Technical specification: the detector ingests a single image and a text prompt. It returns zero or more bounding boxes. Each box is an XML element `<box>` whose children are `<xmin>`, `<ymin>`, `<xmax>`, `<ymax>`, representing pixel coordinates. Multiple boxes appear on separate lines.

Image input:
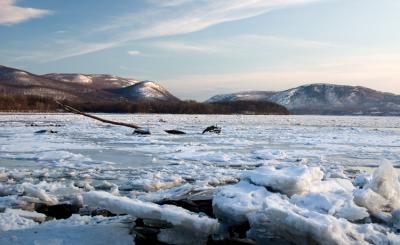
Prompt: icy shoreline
<box><xmin>1</xmin><ymin>163</ymin><xmax>400</xmax><ymax>244</ymax></box>
<box><xmin>1</xmin><ymin>114</ymin><xmax>400</xmax><ymax>244</ymax></box>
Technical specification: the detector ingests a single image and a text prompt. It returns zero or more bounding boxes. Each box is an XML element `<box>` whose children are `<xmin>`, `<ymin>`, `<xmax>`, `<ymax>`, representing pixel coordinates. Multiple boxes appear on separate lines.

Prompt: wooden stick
<box><xmin>56</xmin><ymin>101</ymin><xmax>141</xmax><ymax>129</ymax></box>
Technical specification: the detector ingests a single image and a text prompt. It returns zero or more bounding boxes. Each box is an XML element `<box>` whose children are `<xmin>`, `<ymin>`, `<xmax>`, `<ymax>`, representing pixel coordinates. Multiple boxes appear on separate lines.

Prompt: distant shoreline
<box><xmin>0</xmin><ymin>95</ymin><xmax>290</xmax><ymax>115</ymax></box>
<box><xmin>0</xmin><ymin>112</ymin><xmax>399</xmax><ymax>117</ymax></box>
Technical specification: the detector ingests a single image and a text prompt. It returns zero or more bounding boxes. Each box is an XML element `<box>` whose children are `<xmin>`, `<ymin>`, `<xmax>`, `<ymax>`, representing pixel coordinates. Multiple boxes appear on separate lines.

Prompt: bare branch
<box><xmin>56</xmin><ymin>101</ymin><xmax>141</xmax><ymax>129</ymax></box>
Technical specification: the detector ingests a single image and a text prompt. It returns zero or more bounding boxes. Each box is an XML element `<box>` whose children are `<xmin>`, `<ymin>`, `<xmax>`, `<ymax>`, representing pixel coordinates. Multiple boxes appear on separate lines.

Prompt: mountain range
<box><xmin>1</xmin><ymin>64</ymin><xmax>399</xmax><ymax>115</ymax></box>
<box><xmin>207</xmin><ymin>84</ymin><xmax>400</xmax><ymax>116</ymax></box>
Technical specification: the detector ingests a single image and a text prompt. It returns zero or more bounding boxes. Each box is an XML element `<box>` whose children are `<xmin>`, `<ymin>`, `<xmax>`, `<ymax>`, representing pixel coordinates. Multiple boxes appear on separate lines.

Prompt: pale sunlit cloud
<box><xmin>149</xmin><ymin>41</ymin><xmax>216</xmax><ymax>52</ymax></box>
<box><xmin>127</xmin><ymin>50</ymin><xmax>141</xmax><ymax>56</ymax></box>
<box><xmin>0</xmin><ymin>0</ymin><xmax>52</xmax><ymax>25</ymax></box>
<box><xmin>148</xmin><ymin>34</ymin><xmax>337</xmax><ymax>54</ymax></box>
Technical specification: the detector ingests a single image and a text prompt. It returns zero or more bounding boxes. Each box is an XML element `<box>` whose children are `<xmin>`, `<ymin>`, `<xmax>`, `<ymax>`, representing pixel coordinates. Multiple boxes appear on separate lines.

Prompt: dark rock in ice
<box><xmin>164</xmin><ymin>129</ymin><xmax>186</xmax><ymax>135</ymax></box>
<box><xmin>91</xmin><ymin>209</ymin><xmax>117</xmax><ymax>217</ymax></box>
<box><xmin>34</xmin><ymin>129</ymin><xmax>58</xmax><ymax>134</ymax></box>
<box><xmin>29</xmin><ymin>123</ymin><xmax>62</xmax><ymax>127</ymax></box>
<box><xmin>229</xmin><ymin>221</ymin><xmax>251</xmax><ymax>239</ymax></box>
<box><xmin>207</xmin><ymin>237</ymin><xmax>256</xmax><ymax>245</ymax></box>
<box><xmin>133</xmin><ymin>128</ymin><xmax>151</xmax><ymax>135</ymax></box>
<box><xmin>133</xmin><ymin>218</ymin><xmax>170</xmax><ymax>245</ymax></box>
<box><xmin>79</xmin><ymin>207</ymin><xmax>117</xmax><ymax>217</ymax></box>
<box><xmin>202</xmin><ymin>125</ymin><xmax>221</xmax><ymax>134</ymax></box>
<box><xmin>34</xmin><ymin>129</ymin><xmax>47</xmax><ymax>134</ymax></box>
<box><xmin>36</xmin><ymin>203</ymin><xmax>80</xmax><ymax>219</ymax></box>
<box><xmin>206</xmin><ymin>221</ymin><xmax>257</xmax><ymax>245</ymax></box>
<box><xmin>134</xmin><ymin>226</ymin><xmax>168</xmax><ymax>245</ymax></box>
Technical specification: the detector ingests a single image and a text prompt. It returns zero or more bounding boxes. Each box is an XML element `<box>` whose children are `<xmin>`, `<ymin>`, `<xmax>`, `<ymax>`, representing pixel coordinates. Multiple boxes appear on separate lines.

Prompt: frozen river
<box><xmin>1</xmin><ymin>113</ymin><xmax>400</xmax><ymax>244</ymax></box>
<box><xmin>1</xmin><ymin>113</ymin><xmax>400</xmax><ymax>169</ymax></box>
<box><xmin>1</xmin><ymin>113</ymin><xmax>400</xmax><ymax>194</ymax></box>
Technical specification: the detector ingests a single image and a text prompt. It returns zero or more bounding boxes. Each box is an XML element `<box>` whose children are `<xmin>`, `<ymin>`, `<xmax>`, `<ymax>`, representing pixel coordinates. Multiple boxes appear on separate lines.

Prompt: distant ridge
<box><xmin>0</xmin><ymin>65</ymin><xmax>179</xmax><ymax>103</ymax></box>
<box><xmin>207</xmin><ymin>84</ymin><xmax>400</xmax><ymax>116</ymax></box>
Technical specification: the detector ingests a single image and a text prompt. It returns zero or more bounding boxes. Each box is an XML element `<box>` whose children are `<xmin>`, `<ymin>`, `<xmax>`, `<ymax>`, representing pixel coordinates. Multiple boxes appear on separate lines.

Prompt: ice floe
<box><xmin>83</xmin><ymin>191</ymin><xmax>220</xmax><ymax>235</ymax></box>
<box><xmin>214</xmin><ymin>163</ymin><xmax>400</xmax><ymax>244</ymax></box>
<box><xmin>0</xmin><ymin>215</ymin><xmax>133</xmax><ymax>245</ymax></box>
<box><xmin>241</xmin><ymin>165</ymin><xmax>324</xmax><ymax>196</ymax></box>
<box><xmin>247</xmin><ymin>196</ymin><xmax>398</xmax><ymax>245</ymax></box>
<box><xmin>0</xmin><ymin>209</ymin><xmax>38</xmax><ymax>231</ymax></box>
<box><xmin>354</xmin><ymin>162</ymin><xmax>400</xmax><ymax>224</ymax></box>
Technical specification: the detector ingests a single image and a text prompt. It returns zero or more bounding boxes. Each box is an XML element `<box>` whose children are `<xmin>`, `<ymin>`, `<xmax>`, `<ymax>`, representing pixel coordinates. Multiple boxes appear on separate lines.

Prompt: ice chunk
<box><xmin>0</xmin><ymin>209</ymin><xmax>38</xmax><ymax>231</ymax></box>
<box><xmin>0</xmin><ymin>215</ymin><xmax>133</xmax><ymax>245</ymax></box>
<box><xmin>248</xmin><ymin>194</ymin><xmax>398</xmax><ymax>245</ymax></box>
<box><xmin>292</xmin><ymin>191</ymin><xmax>369</xmax><ymax>222</ymax></box>
<box><xmin>353</xmin><ymin>162</ymin><xmax>400</xmax><ymax>223</ymax></box>
<box><xmin>241</xmin><ymin>166</ymin><xmax>324</xmax><ymax>196</ymax></box>
<box><xmin>0</xmin><ymin>170</ymin><xmax>8</xmax><ymax>181</ymax></box>
<box><xmin>21</xmin><ymin>183</ymin><xmax>58</xmax><ymax>205</ymax></box>
<box><xmin>309</xmin><ymin>178</ymin><xmax>354</xmax><ymax>193</ymax></box>
<box><xmin>4</xmin><ymin>208</ymin><xmax>46</xmax><ymax>222</ymax></box>
<box><xmin>353</xmin><ymin>173</ymin><xmax>371</xmax><ymax>188</ymax></box>
<box><xmin>292</xmin><ymin>178</ymin><xmax>369</xmax><ymax>221</ymax></box>
<box><xmin>354</xmin><ymin>188</ymin><xmax>392</xmax><ymax>223</ymax></box>
<box><xmin>368</xmin><ymin>162</ymin><xmax>400</xmax><ymax>209</ymax></box>
<box><xmin>213</xmin><ymin>181</ymin><xmax>274</xmax><ymax>224</ymax></box>
<box><xmin>0</xmin><ymin>195</ymin><xmax>19</xmax><ymax>210</ymax></box>
<box><xmin>129</xmin><ymin>172</ymin><xmax>184</xmax><ymax>192</ymax></box>
<box><xmin>83</xmin><ymin>191</ymin><xmax>220</xmax><ymax>235</ymax></box>
<box><xmin>139</xmin><ymin>183</ymin><xmax>213</xmax><ymax>203</ymax></box>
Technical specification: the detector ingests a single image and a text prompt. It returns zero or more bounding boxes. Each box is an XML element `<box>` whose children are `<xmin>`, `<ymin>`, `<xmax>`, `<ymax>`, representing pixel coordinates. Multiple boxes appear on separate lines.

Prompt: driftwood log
<box><xmin>57</xmin><ymin>102</ymin><xmax>222</xmax><ymax>136</ymax></box>
<box><xmin>56</xmin><ymin>101</ymin><xmax>141</xmax><ymax>129</ymax></box>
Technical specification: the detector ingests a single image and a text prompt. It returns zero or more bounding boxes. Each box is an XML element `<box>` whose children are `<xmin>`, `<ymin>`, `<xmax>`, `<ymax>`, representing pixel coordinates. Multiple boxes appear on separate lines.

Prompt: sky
<box><xmin>0</xmin><ymin>0</ymin><xmax>399</xmax><ymax>101</ymax></box>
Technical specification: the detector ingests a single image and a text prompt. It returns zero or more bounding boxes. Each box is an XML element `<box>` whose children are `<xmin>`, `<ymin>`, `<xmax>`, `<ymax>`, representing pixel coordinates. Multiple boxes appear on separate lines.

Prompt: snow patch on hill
<box><xmin>72</xmin><ymin>74</ymin><xmax>92</xmax><ymax>84</ymax></box>
<box><xmin>113</xmin><ymin>81</ymin><xmax>179</xmax><ymax>102</ymax></box>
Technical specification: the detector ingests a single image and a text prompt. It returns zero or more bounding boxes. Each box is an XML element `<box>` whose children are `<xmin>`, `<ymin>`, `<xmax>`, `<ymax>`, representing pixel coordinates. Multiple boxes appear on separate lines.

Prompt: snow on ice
<box><xmin>1</xmin><ymin>114</ymin><xmax>400</xmax><ymax>244</ymax></box>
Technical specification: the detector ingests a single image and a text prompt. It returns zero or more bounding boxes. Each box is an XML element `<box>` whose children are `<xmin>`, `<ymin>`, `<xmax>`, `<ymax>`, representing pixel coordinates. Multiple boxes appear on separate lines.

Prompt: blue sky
<box><xmin>1</xmin><ymin>0</ymin><xmax>399</xmax><ymax>100</ymax></box>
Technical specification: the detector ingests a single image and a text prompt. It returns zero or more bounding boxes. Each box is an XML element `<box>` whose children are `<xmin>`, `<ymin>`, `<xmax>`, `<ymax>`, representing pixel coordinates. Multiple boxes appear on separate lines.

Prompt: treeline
<box><xmin>0</xmin><ymin>94</ymin><xmax>290</xmax><ymax>115</ymax></box>
<box><xmin>0</xmin><ymin>94</ymin><xmax>58</xmax><ymax>112</ymax></box>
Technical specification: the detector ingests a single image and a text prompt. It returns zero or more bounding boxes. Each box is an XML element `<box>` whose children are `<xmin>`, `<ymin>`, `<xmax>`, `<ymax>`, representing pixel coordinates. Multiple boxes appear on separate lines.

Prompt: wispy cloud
<box><xmin>150</xmin><ymin>41</ymin><xmax>216</xmax><ymax>52</ymax></box>
<box><xmin>231</xmin><ymin>34</ymin><xmax>339</xmax><ymax>49</ymax></box>
<box><xmin>127</xmin><ymin>50</ymin><xmax>141</xmax><ymax>56</ymax></box>
<box><xmin>15</xmin><ymin>0</ymin><xmax>322</xmax><ymax>62</ymax></box>
<box><xmin>148</xmin><ymin>34</ymin><xmax>337</xmax><ymax>54</ymax></box>
<box><xmin>9</xmin><ymin>40</ymin><xmax>117</xmax><ymax>63</ymax></box>
<box><xmin>120</xmin><ymin>0</ymin><xmax>322</xmax><ymax>40</ymax></box>
<box><xmin>146</xmin><ymin>0</ymin><xmax>195</xmax><ymax>7</ymax></box>
<box><xmin>0</xmin><ymin>0</ymin><xmax>52</xmax><ymax>25</ymax></box>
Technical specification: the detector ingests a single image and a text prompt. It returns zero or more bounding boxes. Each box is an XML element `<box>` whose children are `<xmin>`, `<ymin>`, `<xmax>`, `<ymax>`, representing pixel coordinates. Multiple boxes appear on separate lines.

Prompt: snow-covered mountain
<box><xmin>0</xmin><ymin>65</ymin><xmax>180</xmax><ymax>103</ymax></box>
<box><xmin>44</xmin><ymin>73</ymin><xmax>138</xmax><ymax>89</ymax></box>
<box><xmin>208</xmin><ymin>84</ymin><xmax>400</xmax><ymax>115</ymax></box>
<box><xmin>111</xmin><ymin>81</ymin><xmax>180</xmax><ymax>102</ymax></box>
<box><xmin>0</xmin><ymin>65</ymin><xmax>118</xmax><ymax>102</ymax></box>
